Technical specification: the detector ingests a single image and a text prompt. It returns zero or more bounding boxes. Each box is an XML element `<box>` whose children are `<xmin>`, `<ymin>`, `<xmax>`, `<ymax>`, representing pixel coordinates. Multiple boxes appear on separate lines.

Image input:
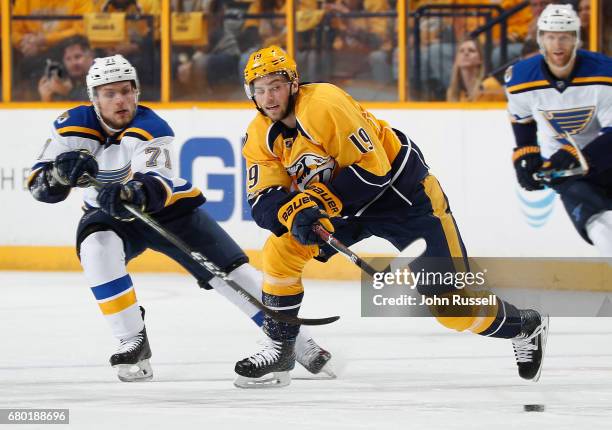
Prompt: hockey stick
<box><xmin>312</xmin><ymin>224</ymin><xmax>378</xmax><ymax>277</ymax></box>
<box><xmin>80</xmin><ymin>173</ymin><xmax>339</xmax><ymax>327</ymax></box>
<box><xmin>534</xmin><ymin>131</ymin><xmax>589</xmax><ymax>182</ymax></box>
<box><xmin>313</xmin><ymin>225</ymin><xmax>426</xmax><ymax>278</ymax></box>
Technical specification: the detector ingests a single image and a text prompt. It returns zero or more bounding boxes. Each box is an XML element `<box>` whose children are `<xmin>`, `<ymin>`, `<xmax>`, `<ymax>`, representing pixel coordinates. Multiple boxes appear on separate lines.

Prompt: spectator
<box><xmin>94</xmin><ymin>0</ymin><xmax>161</xmax><ymax>99</ymax></box>
<box><xmin>577</xmin><ymin>0</ymin><xmax>589</xmax><ymax>49</ymax></box>
<box><xmin>170</xmin><ymin>0</ymin><xmax>209</xmax><ymax>99</ymax></box>
<box><xmin>96</xmin><ymin>0</ymin><xmax>161</xmax><ymax>57</ymax></box>
<box><xmin>11</xmin><ymin>0</ymin><xmax>93</xmax><ymax>100</ymax></box>
<box><xmin>605</xmin><ymin>0</ymin><xmax>612</xmax><ymax>56</ymax></box>
<box><xmin>12</xmin><ymin>0</ymin><xmax>92</xmax><ymax>59</ymax></box>
<box><xmin>176</xmin><ymin>0</ymin><xmax>240</xmax><ymax>97</ymax></box>
<box><xmin>237</xmin><ymin>0</ymin><xmax>321</xmax><ymax>82</ymax></box>
<box><xmin>475</xmin><ymin>39</ymin><xmax>539</xmax><ymax>101</ymax></box>
<box><xmin>37</xmin><ymin>35</ymin><xmax>94</xmax><ymax>102</ymax></box>
<box><xmin>446</xmin><ymin>38</ymin><xmax>484</xmax><ymax>101</ymax></box>
<box><xmin>328</xmin><ymin>0</ymin><xmax>394</xmax><ymax>85</ymax></box>
<box><xmin>525</xmin><ymin>0</ymin><xmax>554</xmax><ymax>41</ymax></box>
<box><xmin>237</xmin><ymin>0</ymin><xmax>286</xmax><ymax>80</ymax></box>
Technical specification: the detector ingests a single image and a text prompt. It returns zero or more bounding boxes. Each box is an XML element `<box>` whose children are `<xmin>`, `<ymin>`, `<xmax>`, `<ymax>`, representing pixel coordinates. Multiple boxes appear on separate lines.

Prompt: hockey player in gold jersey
<box><xmin>234</xmin><ymin>46</ymin><xmax>549</xmax><ymax>388</ymax></box>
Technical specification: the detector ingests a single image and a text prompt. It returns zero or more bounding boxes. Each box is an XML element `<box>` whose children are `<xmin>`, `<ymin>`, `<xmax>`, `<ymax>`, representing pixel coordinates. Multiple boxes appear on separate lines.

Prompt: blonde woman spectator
<box><xmin>446</xmin><ymin>38</ymin><xmax>484</xmax><ymax>101</ymax></box>
<box><xmin>475</xmin><ymin>38</ymin><xmax>539</xmax><ymax>101</ymax></box>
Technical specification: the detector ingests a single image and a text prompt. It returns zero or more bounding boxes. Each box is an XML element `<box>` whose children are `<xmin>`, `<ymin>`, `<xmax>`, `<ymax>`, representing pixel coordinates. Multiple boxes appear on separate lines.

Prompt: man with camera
<box><xmin>38</xmin><ymin>36</ymin><xmax>95</xmax><ymax>102</ymax></box>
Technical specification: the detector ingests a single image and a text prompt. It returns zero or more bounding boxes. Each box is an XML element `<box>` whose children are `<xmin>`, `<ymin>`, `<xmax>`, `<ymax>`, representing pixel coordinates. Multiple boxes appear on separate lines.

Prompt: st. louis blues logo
<box><xmin>541</xmin><ymin>107</ymin><xmax>595</xmax><ymax>144</ymax></box>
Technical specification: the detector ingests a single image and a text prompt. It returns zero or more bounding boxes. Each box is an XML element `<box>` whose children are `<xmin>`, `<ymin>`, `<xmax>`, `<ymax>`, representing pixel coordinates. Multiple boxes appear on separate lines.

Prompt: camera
<box><xmin>44</xmin><ymin>59</ymin><xmax>66</xmax><ymax>80</ymax></box>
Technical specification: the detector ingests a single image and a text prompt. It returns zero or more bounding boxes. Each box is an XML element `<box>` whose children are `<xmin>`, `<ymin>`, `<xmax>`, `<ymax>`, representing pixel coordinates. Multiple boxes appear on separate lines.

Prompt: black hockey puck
<box><xmin>523</xmin><ymin>404</ymin><xmax>545</xmax><ymax>412</ymax></box>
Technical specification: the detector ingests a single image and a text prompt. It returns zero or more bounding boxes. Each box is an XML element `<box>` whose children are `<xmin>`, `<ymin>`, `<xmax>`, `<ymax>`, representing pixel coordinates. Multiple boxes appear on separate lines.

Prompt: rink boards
<box><xmin>0</xmin><ymin>107</ymin><xmax>599</xmax><ymax>281</ymax></box>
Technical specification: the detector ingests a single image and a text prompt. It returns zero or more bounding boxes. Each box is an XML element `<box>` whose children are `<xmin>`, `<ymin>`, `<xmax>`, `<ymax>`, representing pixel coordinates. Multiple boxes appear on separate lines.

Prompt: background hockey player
<box><xmin>507</xmin><ymin>4</ymin><xmax>612</xmax><ymax>255</ymax></box>
<box><xmin>234</xmin><ymin>45</ymin><xmax>549</xmax><ymax>388</ymax></box>
<box><xmin>28</xmin><ymin>54</ymin><xmax>332</xmax><ymax>383</ymax></box>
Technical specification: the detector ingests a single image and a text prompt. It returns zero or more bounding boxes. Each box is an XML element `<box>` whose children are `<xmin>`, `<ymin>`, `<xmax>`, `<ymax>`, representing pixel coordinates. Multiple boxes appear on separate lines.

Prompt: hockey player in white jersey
<box><xmin>506</xmin><ymin>4</ymin><xmax>612</xmax><ymax>254</ymax></box>
<box><xmin>28</xmin><ymin>55</ymin><xmax>333</xmax><ymax>383</ymax></box>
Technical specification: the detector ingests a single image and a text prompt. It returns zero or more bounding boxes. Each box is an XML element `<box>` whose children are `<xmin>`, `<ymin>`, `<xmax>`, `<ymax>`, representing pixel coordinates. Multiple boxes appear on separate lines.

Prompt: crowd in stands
<box><xmin>1</xmin><ymin>0</ymin><xmax>606</xmax><ymax>102</ymax></box>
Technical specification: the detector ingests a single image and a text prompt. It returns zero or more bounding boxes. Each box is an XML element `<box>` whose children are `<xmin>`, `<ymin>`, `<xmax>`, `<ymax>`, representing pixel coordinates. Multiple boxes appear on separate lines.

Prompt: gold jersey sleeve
<box><xmin>243</xmin><ymin>115</ymin><xmax>293</xmax><ymax>199</ymax></box>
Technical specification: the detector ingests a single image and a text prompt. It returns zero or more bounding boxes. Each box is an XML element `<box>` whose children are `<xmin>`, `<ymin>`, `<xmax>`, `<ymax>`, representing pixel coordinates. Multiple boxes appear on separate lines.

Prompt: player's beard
<box><xmin>104</xmin><ymin>106</ymin><xmax>135</xmax><ymax>130</ymax></box>
<box><xmin>546</xmin><ymin>49</ymin><xmax>574</xmax><ymax>69</ymax></box>
<box><xmin>264</xmin><ymin>100</ymin><xmax>292</xmax><ymax>122</ymax></box>
<box><xmin>272</xmin><ymin>92</ymin><xmax>296</xmax><ymax>122</ymax></box>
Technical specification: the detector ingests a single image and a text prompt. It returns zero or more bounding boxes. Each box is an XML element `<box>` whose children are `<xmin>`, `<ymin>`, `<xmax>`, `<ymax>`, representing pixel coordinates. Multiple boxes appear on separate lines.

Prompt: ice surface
<box><xmin>1</xmin><ymin>271</ymin><xmax>611</xmax><ymax>430</ymax></box>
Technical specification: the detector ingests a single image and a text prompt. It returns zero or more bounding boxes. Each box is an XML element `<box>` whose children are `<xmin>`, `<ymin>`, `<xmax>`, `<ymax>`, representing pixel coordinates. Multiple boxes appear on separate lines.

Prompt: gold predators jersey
<box><xmin>243</xmin><ymin>82</ymin><xmax>429</xmax><ymax>235</ymax></box>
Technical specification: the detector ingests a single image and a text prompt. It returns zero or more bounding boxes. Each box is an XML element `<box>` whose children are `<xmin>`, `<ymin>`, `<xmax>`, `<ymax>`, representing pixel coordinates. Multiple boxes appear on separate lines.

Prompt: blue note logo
<box><xmin>542</xmin><ymin>107</ymin><xmax>595</xmax><ymax>143</ymax></box>
<box><xmin>516</xmin><ymin>188</ymin><xmax>557</xmax><ymax>228</ymax></box>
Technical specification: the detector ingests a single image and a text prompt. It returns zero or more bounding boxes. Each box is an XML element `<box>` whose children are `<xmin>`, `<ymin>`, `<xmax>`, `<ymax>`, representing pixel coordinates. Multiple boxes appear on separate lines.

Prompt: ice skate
<box><xmin>234</xmin><ymin>338</ymin><xmax>296</xmax><ymax>388</ymax></box>
<box><xmin>512</xmin><ymin>309</ymin><xmax>549</xmax><ymax>382</ymax></box>
<box><xmin>296</xmin><ymin>335</ymin><xmax>335</xmax><ymax>378</ymax></box>
<box><xmin>110</xmin><ymin>307</ymin><xmax>153</xmax><ymax>382</ymax></box>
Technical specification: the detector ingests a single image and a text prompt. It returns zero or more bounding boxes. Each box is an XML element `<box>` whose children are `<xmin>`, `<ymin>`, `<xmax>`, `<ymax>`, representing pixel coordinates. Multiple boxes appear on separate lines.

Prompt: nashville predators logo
<box><xmin>286</xmin><ymin>153</ymin><xmax>336</xmax><ymax>191</ymax></box>
<box><xmin>542</xmin><ymin>106</ymin><xmax>595</xmax><ymax>143</ymax></box>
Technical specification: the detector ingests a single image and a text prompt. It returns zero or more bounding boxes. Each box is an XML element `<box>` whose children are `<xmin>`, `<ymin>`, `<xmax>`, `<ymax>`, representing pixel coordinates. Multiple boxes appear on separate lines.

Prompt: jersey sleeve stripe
<box><xmin>27</xmin><ymin>163</ymin><xmax>48</xmax><ymax>186</ymax></box>
<box><xmin>119</xmin><ymin>127</ymin><xmax>155</xmax><ymax>141</ymax></box>
<box><xmin>167</xmin><ymin>186</ymin><xmax>202</xmax><ymax>206</ymax></box>
<box><xmin>506</xmin><ymin>80</ymin><xmax>550</xmax><ymax>94</ymax></box>
<box><xmin>572</xmin><ymin>76</ymin><xmax>612</xmax><ymax>85</ymax></box>
<box><xmin>57</xmin><ymin>126</ymin><xmax>104</xmax><ymax>142</ymax></box>
<box><xmin>265</xmin><ymin>123</ymin><xmax>279</xmax><ymax>157</ymax></box>
<box><xmin>149</xmin><ymin>175</ymin><xmax>173</xmax><ymax>206</ymax></box>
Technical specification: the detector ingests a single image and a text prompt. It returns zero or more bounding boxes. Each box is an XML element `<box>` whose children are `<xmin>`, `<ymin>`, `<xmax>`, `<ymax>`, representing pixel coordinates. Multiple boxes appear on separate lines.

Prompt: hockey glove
<box><xmin>303</xmin><ymin>182</ymin><xmax>343</xmax><ymax>216</ymax></box>
<box><xmin>277</xmin><ymin>193</ymin><xmax>335</xmax><ymax>245</ymax></box>
<box><xmin>539</xmin><ymin>144</ymin><xmax>582</xmax><ymax>186</ymax></box>
<box><xmin>53</xmin><ymin>150</ymin><xmax>99</xmax><ymax>187</ymax></box>
<box><xmin>545</xmin><ymin>144</ymin><xmax>580</xmax><ymax>170</ymax></box>
<box><xmin>512</xmin><ymin>146</ymin><xmax>544</xmax><ymax>191</ymax></box>
<box><xmin>97</xmin><ymin>181</ymin><xmax>148</xmax><ymax>221</ymax></box>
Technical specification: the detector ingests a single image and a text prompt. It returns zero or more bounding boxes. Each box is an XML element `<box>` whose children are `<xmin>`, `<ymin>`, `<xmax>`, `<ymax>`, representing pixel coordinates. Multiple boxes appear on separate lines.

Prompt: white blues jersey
<box><xmin>505</xmin><ymin>50</ymin><xmax>612</xmax><ymax>158</ymax></box>
<box><xmin>29</xmin><ymin>104</ymin><xmax>204</xmax><ymax>213</ymax></box>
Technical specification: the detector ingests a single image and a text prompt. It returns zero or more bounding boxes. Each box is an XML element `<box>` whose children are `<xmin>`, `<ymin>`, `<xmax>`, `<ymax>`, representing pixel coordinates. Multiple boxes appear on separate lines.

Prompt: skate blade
<box><xmin>531</xmin><ymin>314</ymin><xmax>549</xmax><ymax>383</ymax></box>
<box><xmin>319</xmin><ymin>362</ymin><xmax>337</xmax><ymax>379</ymax></box>
<box><xmin>234</xmin><ymin>371</ymin><xmax>291</xmax><ymax>389</ymax></box>
<box><xmin>114</xmin><ymin>359</ymin><xmax>153</xmax><ymax>382</ymax></box>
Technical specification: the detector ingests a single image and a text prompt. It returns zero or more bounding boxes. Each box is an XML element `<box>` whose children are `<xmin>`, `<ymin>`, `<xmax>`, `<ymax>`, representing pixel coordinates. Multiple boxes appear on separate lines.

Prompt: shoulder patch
<box><xmin>54</xmin><ymin>105</ymin><xmax>104</xmax><ymax>143</ymax></box>
<box><xmin>504</xmin><ymin>66</ymin><xmax>513</xmax><ymax>84</ymax></box>
<box><xmin>56</xmin><ymin>110</ymin><xmax>70</xmax><ymax>124</ymax></box>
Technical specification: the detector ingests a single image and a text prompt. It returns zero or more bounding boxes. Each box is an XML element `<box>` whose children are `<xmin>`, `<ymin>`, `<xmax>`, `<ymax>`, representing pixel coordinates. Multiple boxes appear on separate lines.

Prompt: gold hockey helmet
<box><xmin>243</xmin><ymin>45</ymin><xmax>298</xmax><ymax>98</ymax></box>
